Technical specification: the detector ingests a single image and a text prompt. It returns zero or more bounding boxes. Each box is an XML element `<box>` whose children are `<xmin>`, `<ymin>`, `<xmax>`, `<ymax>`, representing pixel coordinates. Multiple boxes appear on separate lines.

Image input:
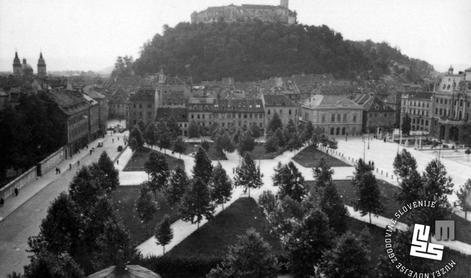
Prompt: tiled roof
<box><xmin>303</xmin><ymin>95</ymin><xmax>362</xmax><ymax>110</ymax></box>
<box><xmin>156</xmin><ymin>107</ymin><xmax>188</xmax><ymax>122</ymax></box>
<box><xmin>129</xmin><ymin>87</ymin><xmax>155</xmax><ymax>102</ymax></box>
<box><xmin>109</xmin><ymin>88</ymin><xmax>129</xmax><ymax>104</ymax></box>
<box><xmin>403</xmin><ymin>92</ymin><xmax>433</xmax><ymax>100</ymax></box>
<box><xmin>46</xmin><ymin>89</ymin><xmax>90</xmax><ymax>115</ymax></box>
<box><xmin>216</xmin><ymin>98</ymin><xmax>264</xmax><ymax>112</ymax></box>
<box><xmin>263</xmin><ymin>94</ymin><xmax>296</xmax><ymax>107</ymax></box>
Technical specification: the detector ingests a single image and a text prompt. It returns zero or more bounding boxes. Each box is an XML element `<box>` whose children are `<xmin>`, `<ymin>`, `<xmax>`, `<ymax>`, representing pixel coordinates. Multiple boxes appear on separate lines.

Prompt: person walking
<box><xmin>14</xmin><ymin>188</ymin><xmax>19</xmax><ymax>196</ymax></box>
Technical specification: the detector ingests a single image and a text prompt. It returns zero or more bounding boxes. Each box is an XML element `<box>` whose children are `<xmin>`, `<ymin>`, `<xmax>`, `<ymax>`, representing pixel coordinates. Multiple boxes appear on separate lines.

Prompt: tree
<box><xmin>320</xmin><ymin>182</ymin><xmax>348</xmax><ymax>234</ymax></box>
<box><xmin>249</xmin><ymin>123</ymin><xmax>262</xmax><ymax>138</ymax></box>
<box><xmin>264</xmin><ymin>134</ymin><xmax>279</xmax><ymax>153</ymax></box>
<box><xmin>313</xmin><ymin>158</ymin><xmax>334</xmax><ymax>187</ymax></box>
<box><xmin>215</xmin><ymin>132</ymin><xmax>235</xmax><ymax>152</ymax></box>
<box><xmin>237</xmin><ymin>131</ymin><xmax>255</xmax><ymax>154</ymax></box>
<box><xmin>401</xmin><ymin>114</ymin><xmax>411</xmax><ymax>136</ymax></box>
<box><xmin>172</xmin><ymin>136</ymin><xmax>186</xmax><ymax>157</ymax></box>
<box><xmin>144</xmin><ymin>152</ymin><xmax>169</xmax><ymax>196</ymax></box>
<box><xmin>156</xmin><ymin>120</ymin><xmax>172</xmax><ymax>150</ymax></box>
<box><xmin>207</xmin><ymin>229</ymin><xmax>278</xmax><ymax>278</ymax></box>
<box><xmin>69</xmin><ymin>167</ymin><xmax>106</xmax><ymax>211</ymax></box>
<box><xmin>166</xmin><ymin>116</ymin><xmax>181</xmax><ymax>139</ymax></box>
<box><xmin>352</xmin><ymin>159</ymin><xmax>373</xmax><ymax>187</ymax></box>
<box><xmin>201</xmin><ymin>140</ymin><xmax>210</xmax><ymax>152</ymax></box>
<box><xmin>188</xmin><ymin>121</ymin><xmax>200</xmax><ymax>138</ymax></box>
<box><xmin>353</xmin><ymin>171</ymin><xmax>383</xmax><ymax>224</ymax></box>
<box><xmin>192</xmin><ymin>147</ymin><xmax>213</xmax><ymax>184</ymax></box>
<box><xmin>234</xmin><ymin>153</ymin><xmax>262</xmax><ymax>197</ymax></box>
<box><xmin>457</xmin><ymin>179</ymin><xmax>471</xmax><ymax>220</ymax></box>
<box><xmin>144</xmin><ymin>122</ymin><xmax>156</xmax><ymax>145</ymax></box>
<box><xmin>258</xmin><ymin>190</ymin><xmax>277</xmax><ymax>216</ymax></box>
<box><xmin>135</xmin><ymin>186</ymin><xmax>157</xmax><ymax>225</ymax></box>
<box><xmin>272</xmin><ymin>162</ymin><xmax>306</xmax><ymax>202</ymax></box>
<box><xmin>301</xmin><ymin>121</ymin><xmax>314</xmax><ymax>144</ymax></box>
<box><xmin>210</xmin><ymin>163</ymin><xmax>232</xmax><ymax>209</ymax></box>
<box><xmin>286</xmin><ymin>209</ymin><xmax>334</xmax><ymax>277</ymax></box>
<box><xmin>396</xmin><ymin>169</ymin><xmax>423</xmax><ymax>205</ymax></box>
<box><xmin>97</xmin><ymin>151</ymin><xmax>119</xmax><ymax>191</ymax></box>
<box><xmin>24</xmin><ymin>251</ymin><xmax>85</xmax><ymax>278</ymax></box>
<box><xmin>165</xmin><ymin>166</ymin><xmax>189</xmax><ymax>207</ymax></box>
<box><xmin>180</xmin><ymin>178</ymin><xmax>215</xmax><ymax>228</ymax></box>
<box><xmin>393</xmin><ymin>149</ymin><xmax>418</xmax><ymax>180</ymax></box>
<box><xmin>95</xmin><ymin>219</ymin><xmax>133</xmax><ymax>269</ymax></box>
<box><xmin>155</xmin><ymin>215</ymin><xmax>173</xmax><ymax>255</ymax></box>
<box><xmin>267</xmin><ymin>112</ymin><xmax>282</xmax><ymax>135</ymax></box>
<box><xmin>320</xmin><ymin>231</ymin><xmax>371</xmax><ymax>278</ymax></box>
<box><xmin>129</xmin><ymin>126</ymin><xmax>144</xmax><ymax>151</ymax></box>
<box><xmin>273</xmin><ymin>128</ymin><xmax>286</xmax><ymax>147</ymax></box>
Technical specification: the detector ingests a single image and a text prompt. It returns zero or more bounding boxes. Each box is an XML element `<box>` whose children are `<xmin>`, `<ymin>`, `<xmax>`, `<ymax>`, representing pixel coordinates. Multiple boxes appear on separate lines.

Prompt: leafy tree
<box><xmin>320</xmin><ymin>231</ymin><xmax>371</xmax><ymax>278</ymax></box>
<box><xmin>249</xmin><ymin>123</ymin><xmax>262</xmax><ymax>138</ymax></box>
<box><xmin>353</xmin><ymin>171</ymin><xmax>383</xmax><ymax>224</ymax></box>
<box><xmin>69</xmin><ymin>167</ymin><xmax>106</xmax><ymax>211</ymax></box>
<box><xmin>215</xmin><ymin>132</ymin><xmax>235</xmax><ymax>152</ymax></box>
<box><xmin>258</xmin><ymin>190</ymin><xmax>277</xmax><ymax>216</ymax></box>
<box><xmin>313</xmin><ymin>158</ymin><xmax>334</xmax><ymax>187</ymax></box>
<box><xmin>320</xmin><ymin>182</ymin><xmax>348</xmax><ymax>234</ymax></box>
<box><xmin>144</xmin><ymin>122</ymin><xmax>156</xmax><ymax>145</ymax></box>
<box><xmin>180</xmin><ymin>178</ymin><xmax>215</xmax><ymax>228</ymax></box>
<box><xmin>273</xmin><ymin>128</ymin><xmax>286</xmax><ymax>147</ymax></box>
<box><xmin>144</xmin><ymin>152</ymin><xmax>169</xmax><ymax>196</ymax></box>
<box><xmin>396</xmin><ymin>169</ymin><xmax>423</xmax><ymax>205</ymax></box>
<box><xmin>237</xmin><ymin>131</ymin><xmax>255</xmax><ymax>154</ymax></box>
<box><xmin>210</xmin><ymin>163</ymin><xmax>232</xmax><ymax>209</ymax></box>
<box><xmin>97</xmin><ymin>151</ymin><xmax>119</xmax><ymax>191</ymax></box>
<box><xmin>192</xmin><ymin>147</ymin><xmax>213</xmax><ymax>184</ymax></box>
<box><xmin>457</xmin><ymin>179</ymin><xmax>471</xmax><ymax>220</ymax></box>
<box><xmin>393</xmin><ymin>149</ymin><xmax>418</xmax><ymax>180</ymax></box>
<box><xmin>286</xmin><ymin>209</ymin><xmax>333</xmax><ymax>277</ymax></box>
<box><xmin>95</xmin><ymin>219</ymin><xmax>133</xmax><ymax>269</ymax></box>
<box><xmin>267</xmin><ymin>196</ymin><xmax>306</xmax><ymax>238</ymax></box>
<box><xmin>129</xmin><ymin>126</ymin><xmax>144</xmax><ymax>151</ymax></box>
<box><xmin>273</xmin><ymin>162</ymin><xmax>306</xmax><ymax>202</ymax></box>
<box><xmin>172</xmin><ymin>136</ymin><xmax>186</xmax><ymax>157</ymax></box>
<box><xmin>401</xmin><ymin>114</ymin><xmax>411</xmax><ymax>136</ymax></box>
<box><xmin>301</xmin><ymin>121</ymin><xmax>314</xmax><ymax>143</ymax></box>
<box><xmin>188</xmin><ymin>121</ymin><xmax>200</xmax><ymax>138</ymax></box>
<box><xmin>352</xmin><ymin>159</ymin><xmax>374</xmax><ymax>187</ymax></box>
<box><xmin>24</xmin><ymin>251</ymin><xmax>85</xmax><ymax>278</ymax></box>
<box><xmin>264</xmin><ymin>134</ymin><xmax>279</xmax><ymax>153</ymax></box>
<box><xmin>156</xmin><ymin>120</ymin><xmax>172</xmax><ymax>150</ymax></box>
<box><xmin>201</xmin><ymin>140</ymin><xmax>210</xmax><ymax>152</ymax></box>
<box><xmin>286</xmin><ymin>136</ymin><xmax>302</xmax><ymax>151</ymax></box>
<box><xmin>135</xmin><ymin>186</ymin><xmax>157</xmax><ymax>225</ymax></box>
<box><xmin>155</xmin><ymin>215</ymin><xmax>173</xmax><ymax>254</ymax></box>
<box><xmin>234</xmin><ymin>153</ymin><xmax>262</xmax><ymax>197</ymax></box>
<box><xmin>267</xmin><ymin>112</ymin><xmax>282</xmax><ymax>135</ymax></box>
<box><xmin>165</xmin><ymin>166</ymin><xmax>189</xmax><ymax>207</ymax></box>
<box><xmin>207</xmin><ymin>229</ymin><xmax>278</xmax><ymax>278</ymax></box>
<box><xmin>111</xmin><ymin>55</ymin><xmax>134</xmax><ymax>79</ymax></box>
<box><xmin>166</xmin><ymin>116</ymin><xmax>181</xmax><ymax>139</ymax></box>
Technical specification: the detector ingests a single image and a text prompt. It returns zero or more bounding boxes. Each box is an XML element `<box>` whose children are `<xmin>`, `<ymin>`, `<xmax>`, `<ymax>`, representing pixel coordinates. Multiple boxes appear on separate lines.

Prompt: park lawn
<box><xmin>167</xmin><ymin>197</ymin><xmax>282</xmax><ymax>258</ymax></box>
<box><xmin>111</xmin><ymin>186</ymin><xmax>180</xmax><ymax>246</ymax></box>
<box><xmin>306</xmin><ymin>179</ymin><xmax>471</xmax><ymax>246</ymax></box>
<box><xmin>123</xmin><ymin>147</ymin><xmax>185</xmax><ymax>172</ymax></box>
<box><xmin>293</xmin><ymin>145</ymin><xmax>349</xmax><ymax>168</ymax></box>
<box><xmin>184</xmin><ymin>142</ymin><xmax>227</xmax><ymax>160</ymax></box>
<box><xmin>246</xmin><ymin>143</ymin><xmax>282</xmax><ymax>160</ymax></box>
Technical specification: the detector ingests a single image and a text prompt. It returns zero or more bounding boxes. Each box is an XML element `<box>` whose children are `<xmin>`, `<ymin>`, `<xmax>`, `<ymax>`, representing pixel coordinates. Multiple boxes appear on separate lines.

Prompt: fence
<box><xmin>37</xmin><ymin>147</ymin><xmax>65</xmax><ymax>176</ymax></box>
<box><xmin>0</xmin><ymin>166</ymin><xmax>37</xmax><ymax>200</ymax></box>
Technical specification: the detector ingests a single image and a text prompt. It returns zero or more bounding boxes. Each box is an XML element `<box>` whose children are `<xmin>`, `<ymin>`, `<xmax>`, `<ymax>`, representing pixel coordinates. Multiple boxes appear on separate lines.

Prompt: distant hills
<box><xmin>133</xmin><ymin>21</ymin><xmax>436</xmax><ymax>83</ymax></box>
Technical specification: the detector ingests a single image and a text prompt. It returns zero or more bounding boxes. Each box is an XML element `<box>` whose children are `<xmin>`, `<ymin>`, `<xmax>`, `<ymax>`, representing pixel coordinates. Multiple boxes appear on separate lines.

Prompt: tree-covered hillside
<box><xmin>134</xmin><ymin>21</ymin><xmax>434</xmax><ymax>82</ymax></box>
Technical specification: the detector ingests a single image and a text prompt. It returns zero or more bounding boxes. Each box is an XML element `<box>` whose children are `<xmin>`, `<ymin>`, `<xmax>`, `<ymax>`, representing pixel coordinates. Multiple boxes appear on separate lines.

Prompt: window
<box><xmin>343</xmin><ymin>114</ymin><xmax>347</xmax><ymax>122</ymax></box>
<box><xmin>330</xmin><ymin>127</ymin><xmax>335</xmax><ymax>135</ymax></box>
<box><xmin>331</xmin><ymin>114</ymin><xmax>335</xmax><ymax>122</ymax></box>
<box><xmin>353</xmin><ymin>115</ymin><xmax>357</xmax><ymax>123</ymax></box>
<box><xmin>337</xmin><ymin>114</ymin><xmax>341</xmax><ymax>122</ymax></box>
<box><xmin>322</xmin><ymin>115</ymin><xmax>325</xmax><ymax>123</ymax></box>
<box><xmin>289</xmin><ymin>109</ymin><xmax>292</xmax><ymax>115</ymax></box>
<box><xmin>268</xmin><ymin>109</ymin><xmax>271</xmax><ymax>115</ymax></box>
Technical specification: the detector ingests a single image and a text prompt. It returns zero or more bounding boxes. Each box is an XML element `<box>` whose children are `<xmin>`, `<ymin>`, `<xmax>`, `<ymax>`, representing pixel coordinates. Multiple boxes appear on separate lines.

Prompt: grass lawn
<box><xmin>123</xmin><ymin>147</ymin><xmax>185</xmax><ymax>172</ymax></box>
<box><xmin>293</xmin><ymin>145</ymin><xmax>349</xmax><ymax>168</ymax></box>
<box><xmin>167</xmin><ymin>197</ymin><xmax>282</xmax><ymax>258</ymax></box>
<box><xmin>306</xmin><ymin>179</ymin><xmax>471</xmax><ymax>246</ymax></box>
<box><xmin>184</xmin><ymin>142</ymin><xmax>227</xmax><ymax>160</ymax></box>
<box><xmin>246</xmin><ymin>143</ymin><xmax>282</xmax><ymax>160</ymax></box>
<box><xmin>111</xmin><ymin>186</ymin><xmax>180</xmax><ymax>246</ymax></box>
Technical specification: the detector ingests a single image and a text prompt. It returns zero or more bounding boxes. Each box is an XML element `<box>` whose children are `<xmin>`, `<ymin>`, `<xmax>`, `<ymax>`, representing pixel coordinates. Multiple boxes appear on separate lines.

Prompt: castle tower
<box><xmin>280</xmin><ymin>0</ymin><xmax>289</xmax><ymax>8</ymax></box>
<box><xmin>37</xmin><ymin>52</ymin><xmax>47</xmax><ymax>78</ymax></box>
<box><xmin>448</xmin><ymin>65</ymin><xmax>454</xmax><ymax>75</ymax></box>
<box><xmin>13</xmin><ymin>51</ymin><xmax>22</xmax><ymax>76</ymax></box>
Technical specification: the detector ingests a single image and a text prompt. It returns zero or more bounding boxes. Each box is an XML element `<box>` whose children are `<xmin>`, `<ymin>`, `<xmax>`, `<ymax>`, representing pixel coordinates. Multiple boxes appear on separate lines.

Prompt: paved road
<box><xmin>0</xmin><ymin>133</ymin><xmax>123</xmax><ymax>276</ymax></box>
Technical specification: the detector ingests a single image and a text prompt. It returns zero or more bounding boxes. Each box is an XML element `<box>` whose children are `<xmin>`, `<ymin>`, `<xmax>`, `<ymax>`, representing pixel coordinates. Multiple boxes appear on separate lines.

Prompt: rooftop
<box><xmin>263</xmin><ymin>94</ymin><xmax>296</xmax><ymax>107</ymax></box>
<box><xmin>303</xmin><ymin>94</ymin><xmax>362</xmax><ymax>110</ymax></box>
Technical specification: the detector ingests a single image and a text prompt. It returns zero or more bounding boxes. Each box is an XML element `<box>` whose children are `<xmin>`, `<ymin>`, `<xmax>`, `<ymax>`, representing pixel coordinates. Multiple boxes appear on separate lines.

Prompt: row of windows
<box><xmin>404</xmin><ymin>101</ymin><xmax>430</xmax><ymax>108</ymax></box>
<box><xmin>267</xmin><ymin>108</ymin><xmax>295</xmax><ymax>116</ymax></box>
<box><xmin>434</xmin><ymin>108</ymin><xmax>469</xmax><ymax>121</ymax></box>
<box><xmin>191</xmin><ymin>113</ymin><xmax>264</xmax><ymax>120</ymax></box>
<box><xmin>408</xmin><ymin>109</ymin><xmax>429</xmax><ymax>117</ymax></box>
<box><xmin>321</xmin><ymin>113</ymin><xmax>357</xmax><ymax>123</ymax></box>
<box><xmin>411</xmin><ymin>118</ymin><xmax>429</xmax><ymax>126</ymax></box>
<box><xmin>133</xmin><ymin>103</ymin><xmax>153</xmax><ymax>109</ymax></box>
<box><xmin>435</xmin><ymin>97</ymin><xmax>470</xmax><ymax>107</ymax></box>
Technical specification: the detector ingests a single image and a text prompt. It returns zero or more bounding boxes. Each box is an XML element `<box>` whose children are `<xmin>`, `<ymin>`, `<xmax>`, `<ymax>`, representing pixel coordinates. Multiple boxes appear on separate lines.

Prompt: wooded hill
<box><xmin>133</xmin><ymin>21</ymin><xmax>434</xmax><ymax>82</ymax></box>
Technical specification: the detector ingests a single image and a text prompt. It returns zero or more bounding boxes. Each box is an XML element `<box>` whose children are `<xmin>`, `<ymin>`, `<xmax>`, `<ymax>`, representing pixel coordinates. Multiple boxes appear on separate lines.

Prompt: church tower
<box><xmin>37</xmin><ymin>52</ymin><xmax>47</xmax><ymax>78</ymax></box>
<box><xmin>13</xmin><ymin>51</ymin><xmax>22</xmax><ymax>76</ymax></box>
<box><xmin>280</xmin><ymin>0</ymin><xmax>289</xmax><ymax>9</ymax></box>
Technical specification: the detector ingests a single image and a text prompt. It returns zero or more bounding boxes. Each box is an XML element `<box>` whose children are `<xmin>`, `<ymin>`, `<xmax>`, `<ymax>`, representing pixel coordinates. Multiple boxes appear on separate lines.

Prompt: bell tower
<box><xmin>280</xmin><ymin>0</ymin><xmax>289</xmax><ymax>8</ymax></box>
<box><xmin>37</xmin><ymin>52</ymin><xmax>47</xmax><ymax>78</ymax></box>
<box><xmin>13</xmin><ymin>51</ymin><xmax>22</xmax><ymax>76</ymax></box>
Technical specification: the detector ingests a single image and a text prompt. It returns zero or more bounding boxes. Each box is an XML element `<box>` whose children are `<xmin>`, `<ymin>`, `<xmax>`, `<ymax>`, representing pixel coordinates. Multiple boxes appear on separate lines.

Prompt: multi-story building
<box><xmin>301</xmin><ymin>95</ymin><xmax>363</xmax><ymax>136</ymax></box>
<box><xmin>214</xmin><ymin>98</ymin><xmax>265</xmax><ymax>131</ymax></box>
<box><xmin>353</xmin><ymin>94</ymin><xmax>396</xmax><ymax>133</ymax></box>
<box><xmin>84</xmin><ymin>85</ymin><xmax>109</xmax><ymax>134</ymax></box>
<box><xmin>401</xmin><ymin>92</ymin><xmax>433</xmax><ymax>133</ymax></box>
<box><xmin>108</xmin><ymin>88</ymin><xmax>129</xmax><ymax>119</ymax></box>
<box><xmin>128</xmin><ymin>86</ymin><xmax>157</xmax><ymax>127</ymax></box>
<box><xmin>191</xmin><ymin>0</ymin><xmax>296</xmax><ymax>25</ymax></box>
<box><xmin>45</xmin><ymin>89</ymin><xmax>90</xmax><ymax>157</ymax></box>
<box><xmin>262</xmin><ymin>94</ymin><xmax>298</xmax><ymax>127</ymax></box>
<box><xmin>83</xmin><ymin>94</ymin><xmax>101</xmax><ymax>140</ymax></box>
<box><xmin>430</xmin><ymin>67</ymin><xmax>471</xmax><ymax>143</ymax></box>
<box><xmin>187</xmin><ymin>97</ymin><xmax>216</xmax><ymax>129</ymax></box>
<box><xmin>156</xmin><ymin>107</ymin><xmax>189</xmax><ymax>136</ymax></box>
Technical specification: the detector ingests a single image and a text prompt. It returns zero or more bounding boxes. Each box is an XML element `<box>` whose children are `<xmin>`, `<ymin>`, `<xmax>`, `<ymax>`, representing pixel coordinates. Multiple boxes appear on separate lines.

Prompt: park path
<box><xmin>0</xmin><ymin>129</ymin><xmax>125</xmax><ymax>276</ymax></box>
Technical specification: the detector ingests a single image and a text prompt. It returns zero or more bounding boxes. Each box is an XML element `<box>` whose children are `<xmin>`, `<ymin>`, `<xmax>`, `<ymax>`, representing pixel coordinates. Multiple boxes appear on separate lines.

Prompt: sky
<box><xmin>0</xmin><ymin>0</ymin><xmax>470</xmax><ymax>73</ymax></box>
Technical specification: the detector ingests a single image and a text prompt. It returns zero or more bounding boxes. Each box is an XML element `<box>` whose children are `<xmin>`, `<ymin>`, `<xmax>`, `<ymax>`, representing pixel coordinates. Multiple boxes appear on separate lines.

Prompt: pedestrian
<box><xmin>14</xmin><ymin>188</ymin><xmax>19</xmax><ymax>196</ymax></box>
<box><xmin>0</xmin><ymin>197</ymin><xmax>4</xmax><ymax>206</ymax></box>
<box><xmin>77</xmin><ymin>160</ymin><xmax>80</xmax><ymax>167</ymax></box>
<box><xmin>69</xmin><ymin>163</ymin><xmax>72</xmax><ymax>170</ymax></box>
<box><xmin>90</xmin><ymin>149</ymin><xmax>93</xmax><ymax>155</ymax></box>
<box><xmin>116</xmin><ymin>159</ymin><xmax>119</xmax><ymax>165</ymax></box>
<box><xmin>112</xmin><ymin>138</ymin><xmax>114</xmax><ymax>143</ymax></box>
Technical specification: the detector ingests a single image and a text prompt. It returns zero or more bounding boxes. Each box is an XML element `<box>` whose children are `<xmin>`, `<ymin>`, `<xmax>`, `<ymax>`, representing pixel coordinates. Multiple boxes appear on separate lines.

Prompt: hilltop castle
<box><xmin>12</xmin><ymin>51</ymin><xmax>47</xmax><ymax>79</ymax></box>
<box><xmin>191</xmin><ymin>0</ymin><xmax>297</xmax><ymax>25</ymax></box>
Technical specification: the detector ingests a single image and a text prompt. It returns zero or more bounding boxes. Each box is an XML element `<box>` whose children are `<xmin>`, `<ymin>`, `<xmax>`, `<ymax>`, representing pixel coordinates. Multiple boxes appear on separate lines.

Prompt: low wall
<box><xmin>37</xmin><ymin>147</ymin><xmax>65</xmax><ymax>176</ymax></box>
<box><xmin>0</xmin><ymin>166</ymin><xmax>37</xmax><ymax>200</ymax></box>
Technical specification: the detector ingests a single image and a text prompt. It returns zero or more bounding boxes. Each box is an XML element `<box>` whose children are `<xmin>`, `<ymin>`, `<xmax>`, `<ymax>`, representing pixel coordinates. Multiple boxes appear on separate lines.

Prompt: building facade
<box><xmin>301</xmin><ymin>95</ymin><xmax>363</xmax><ymax>136</ymax></box>
<box><xmin>353</xmin><ymin>94</ymin><xmax>396</xmax><ymax>133</ymax></box>
<box><xmin>430</xmin><ymin>67</ymin><xmax>471</xmax><ymax>143</ymax></box>
<box><xmin>262</xmin><ymin>94</ymin><xmax>298</xmax><ymax>127</ymax></box>
<box><xmin>128</xmin><ymin>87</ymin><xmax>157</xmax><ymax>127</ymax></box>
<box><xmin>109</xmin><ymin>88</ymin><xmax>129</xmax><ymax>119</ymax></box>
<box><xmin>401</xmin><ymin>92</ymin><xmax>433</xmax><ymax>133</ymax></box>
<box><xmin>191</xmin><ymin>0</ymin><xmax>296</xmax><ymax>25</ymax></box>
